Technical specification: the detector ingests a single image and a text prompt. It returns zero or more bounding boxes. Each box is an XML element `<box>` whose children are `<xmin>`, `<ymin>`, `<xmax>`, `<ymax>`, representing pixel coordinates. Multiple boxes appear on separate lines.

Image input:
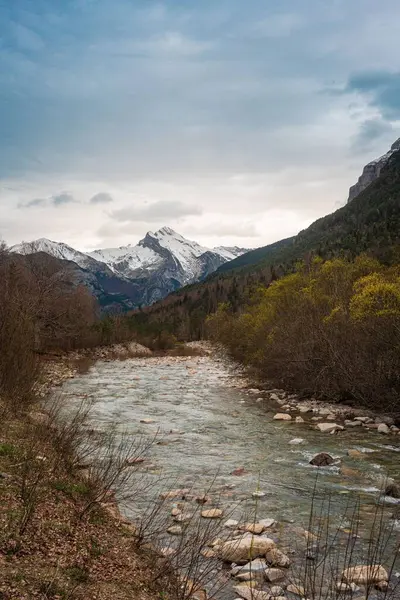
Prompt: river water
<box><xmin>61</xmin><ymin>354</ymin><xmax>400</xmax><ymax>594</ymax></box>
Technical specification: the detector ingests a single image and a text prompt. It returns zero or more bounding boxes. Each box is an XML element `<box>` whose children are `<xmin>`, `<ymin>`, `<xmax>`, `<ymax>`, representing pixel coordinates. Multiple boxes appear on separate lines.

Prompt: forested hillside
<box><xmin>133</xmin><ymin>150</ymin><xmax>400</xmax><ymax>340</ymax></box>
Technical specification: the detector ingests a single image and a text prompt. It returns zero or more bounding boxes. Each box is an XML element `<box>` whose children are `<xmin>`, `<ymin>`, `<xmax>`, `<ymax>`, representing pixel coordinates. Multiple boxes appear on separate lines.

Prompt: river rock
<box><xmin>347</xmin><ymin>449</ymin><xmax>365</xmax><ymax>459</ymax></box>
<box><xmin>336</xmin><ymin>582</ymin><xmax>359</xmax><ymax>593</ymax></box>
<box><xmin>309</xmin><ymin>452</ymin><xmax>334</xmax><ymax>466</ymax></box>
<box><xmin>265</xmin><ymin>568</ymin><xmax>286</xmax><ymax>583</ymax></box>
<box><xmin>174</xmin><ymin>512</ymin><xmax>193</xmax><ymax>522</ymax></box>
<box><xmin>140</xmin><ymin>418</ymin><xmax>155</xmax><ymax>424</ymax></box>
<box><xmin>161</xmin><ymin>488</ymin><xmax>190</xmax><ymax>499</ymax></box>
<box><xmin>219</xmin><ymin>536</ymin><xmax>275</xmax><ymax>563</ymax></box>
<box><xmin>375</xmin><ymin>580</ymin><xmax>389</xmax><ymax>591</ymax></box>
<box><xmin>273</xmin><ymin>413</ymin><xmax>292</xmax><ymax>421</ymax></box>
<box><xmin>377</xmin><ymin>423</ymin><xmax>390</xmax><ymax>434</ymax></box>
<box><xmin>342</xmin><ymin>565</ymin><xmax>388</xmax><ymax>585</ymax></box>
<box><xmin>201</xmin><ymin>548</ymin><xmax>216</xmax><ymax>559</ymax></box>
<box><xmin>316</xmin><ymin>423</ymin><xmax>343</xmax><ymax>433</ymax></box>
<box><xmin>201</xmin><ymin>508</ymin><xmax>223</xmax><ymax>519</ymax></box>
<box><xmin>289</xmin><ymin>438</ymin><xmax>305</xmax><ymax>445</ymax></box>
<box><xmin>270</xmin><ymin>586</ymin><xmax>285</xmax><ymax>596</ymax></box>
<box><xmin>167</xmin><ymin>525</ymin><xmax>183</xmax><ymax>535</ymax></box>
<box><xmin>233</xmin><ymin>588</ymin><xmax>270</xmax><ymax>600</ymax></box>
<box><xmin>295</xmin><ymin>416</ymin><xmax>305</xmax><ymax>423</ymax></box>
<box><xmin>237</xmin><ymin>558</ymin><xmax>267</xmax><ymax>573</ymax></box>
<box><xmin>225</xmin><ymin>519</ymin><xmax>239</xmax><ymax>529</ymax></box>
<box><xmin>385</xmin><ymin>483</ymin><xmax>400</xmax><ymax>498</ymax></box>
<box><xmin>299</xmin><ymin>406</ymin><xmax>312</xmax><ymax>413</ymax></box>
<box><xmin>265</xmin><ymin>548</ymin><xmax>291</xmax><ymax>568</ymax></box>
<box><xmin>286</xmin><ymin>583</ymin><xmax>305</xmax><ymax>597</ymax></box>
<box><xmin>195</xmin><ymin>494</ymin><xmax>211</xmax><ymax>504</ymax></box>
<box><xmin>344</xmin><ymin>420</ymin><xmax>362</xmax><ymax>427</ymax></box>
<box><xmin>259</xmin><ymin>518</ymin><xmax>275</xmax><ymax>529</ymax></box>
<box><xmin>160</xmin><ymin>547</ymin><xmax>176</xmax><ymax>557</ymax></box>
<box><xmin>241</xmin><ymin>523</ymin><xmax>265</xmax><ymax>535</ymax></box>
<box><xmin>252</xmin><ymin>491</ymin><xmax>267</xmax><ymax>498</ymax></box>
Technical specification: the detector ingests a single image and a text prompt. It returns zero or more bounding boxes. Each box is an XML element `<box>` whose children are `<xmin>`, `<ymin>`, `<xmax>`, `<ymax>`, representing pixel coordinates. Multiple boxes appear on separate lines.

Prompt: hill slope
<box><xmin>137</xmin><ymin>148</ymin><xmax>400</xmax><ymax>339</ymax></box>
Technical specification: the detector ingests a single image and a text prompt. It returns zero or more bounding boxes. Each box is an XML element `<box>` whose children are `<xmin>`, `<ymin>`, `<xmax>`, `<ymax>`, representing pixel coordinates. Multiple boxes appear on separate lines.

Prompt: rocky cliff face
<box><xmin>348</xmin><ymin>138</ymin><xmax>400</xmax><ymax>203</ymax></box>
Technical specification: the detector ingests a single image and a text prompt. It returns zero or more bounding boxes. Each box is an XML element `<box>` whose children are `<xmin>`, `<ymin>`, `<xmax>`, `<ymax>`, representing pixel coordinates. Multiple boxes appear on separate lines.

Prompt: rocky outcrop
<box><xmin>348</xmin><ymin>138</ymin><xmax>400</xmax><ymax>203</ymax></box>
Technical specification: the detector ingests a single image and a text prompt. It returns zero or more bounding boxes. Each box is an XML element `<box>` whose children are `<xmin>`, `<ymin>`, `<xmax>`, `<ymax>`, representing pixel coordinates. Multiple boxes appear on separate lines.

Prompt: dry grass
<box><xmin>0</xmin><ymin>404</ymin><xmax>175</xmax><ymax>600</ymax></box>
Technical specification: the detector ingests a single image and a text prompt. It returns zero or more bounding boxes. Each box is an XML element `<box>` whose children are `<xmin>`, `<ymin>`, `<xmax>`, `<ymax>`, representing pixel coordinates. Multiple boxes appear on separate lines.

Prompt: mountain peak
<box><xmin>156</xmin><ymin>226</ymin><xmax>177</xmax><ymax>236</ymax></box>
<box><xmin>348</xmin><ymin>137</ymin><xmax>400</xmax><ymax>202</ymax></box>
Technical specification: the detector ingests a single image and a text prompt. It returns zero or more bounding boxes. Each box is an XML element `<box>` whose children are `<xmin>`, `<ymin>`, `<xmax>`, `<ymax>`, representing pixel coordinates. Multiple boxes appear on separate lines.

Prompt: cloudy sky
<box><xmin>1</xmin><ymin>0</ymin><xmax>400</xmax><ymax>251</ymax></box>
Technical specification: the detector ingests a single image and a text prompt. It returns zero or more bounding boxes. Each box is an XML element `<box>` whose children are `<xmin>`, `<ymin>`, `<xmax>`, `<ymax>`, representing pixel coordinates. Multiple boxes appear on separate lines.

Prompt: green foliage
<box><xmin>207</xmin><ymin>256</ymin><xmax>400</xmax><ymax>413</ymax></box>
<box><xmin>52</xmin><ymin>480</ymin><xmax>92</xmax><ymax>498</ymax></box>
<box><xmin>0</xmin><ymin>443</ymin><xmax>17</xmax><ymax>457</ymax></box>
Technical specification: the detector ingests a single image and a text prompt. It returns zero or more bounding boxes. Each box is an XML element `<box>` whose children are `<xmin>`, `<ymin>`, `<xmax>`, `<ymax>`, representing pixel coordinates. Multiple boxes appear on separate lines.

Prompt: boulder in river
<box><xmin>377</xmin><ymin>423</ymin><xmax>390</xmax><ymax>434</ymax></box>
<box><xmin>273</xmin><ymin>413</ymin><xmax>292</xmax><ymax>421</ymax></box>
<box><xmin>347</xmin><ymin>449</ymin><xmax>365</xmax><ymax>459</ymax></box>
<box><xmin>385</xmin><ymin>483</ymin><xmax>400</xmax><ymax>498</ymax></box>
<box><xmin>235</xmin><ymin>558</ymin><xmax>267</xmax><ymax>573</ymax></box>
<box><xmin>218</xmin><ymin>535</ymin><xmax>275</xmax><ymax>563</ymax></box>
<box><xmin>309</xmin><ymin>452</ymin><xmax>334</xmax><ymax>466</ymax></box>
<box><xmin>241</xmin><ymin>522</ymin><xmax>265</xmax><ymax>535</ymax></box>
<box><xmin>316</xmin><ymin>423</ymin><xmax>343</xmax><ymax>433</ymax></box>
<box><xmin>342</xmin><ymin>565</ymin><xmax>388</xmax><ymax>585</ymax></box>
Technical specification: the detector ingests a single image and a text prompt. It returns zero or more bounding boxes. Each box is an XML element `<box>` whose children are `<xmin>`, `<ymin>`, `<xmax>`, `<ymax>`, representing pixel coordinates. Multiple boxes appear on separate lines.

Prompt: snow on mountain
<box><xmin>11</xmin><ymin>228</ymin><xmax>250</xmax><ymax>309</ymax></box>
<box><xmin>11</xmin><ymin>238</ymin><xmax>96</xmax><ymax>270</ymax></box>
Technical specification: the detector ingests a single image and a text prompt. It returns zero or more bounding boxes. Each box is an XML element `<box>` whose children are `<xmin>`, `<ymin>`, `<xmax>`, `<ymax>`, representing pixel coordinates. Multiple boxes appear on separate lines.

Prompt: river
<box><xmin>60</xmin><ymin>353</ymin><xmax>400</xmax><ymax>597</ymax></box>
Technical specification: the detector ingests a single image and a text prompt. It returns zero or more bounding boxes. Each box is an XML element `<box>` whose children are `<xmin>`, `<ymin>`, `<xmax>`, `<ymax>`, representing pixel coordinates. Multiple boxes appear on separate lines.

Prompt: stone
<box><xmin>354</xmin><ymin>416</ymin><xmax>371</xmax><ymax>423</ymax></box>
<box><xmin>299</xmin><ymin>406</ymin><xmax>312</xmax><ymax>414</ymax></box>
<box><xmin>171</xmin><ymin>508</ymin><xmax>181</xmax><ymax>517</ymax></box>
<box><xmin>167</xmin><ymin>525</ymin><xmax>183</xmax><ymax>535</ymax></box>
<box><xmin>259</xmin><ymin>518</ymin><xmax>275</xmax><ymax>529</ymax></box>
<box><xmin>241</xmin><ymin>523</ymin><xmax>265</xmax><ymax>535</ymax></box>
<box><xmin>236</xmin><ymin>558</ymin><xmax>267</xmax><ymax>573</ymax></box>
<box><xmin>347</xmin><ymin>449</ymin><xmax>365</xmax><ymax>459</ymax></box>
<box><xmin>316</xmin><ymin>423</ymin><xmax>343</xmax><ymax>433</ymax></box>
<box><xmin>235</xmin><ymin>572</ymin><xmax>263</xmax><ymax>582</ymax></box>
<box><xmin>385</xmin><ymin>483</ymin><xmax>400</xmax><ymax>498</ymax></box>
<box><xmin>174</xmin><ymin>512</ymin><xmax>193</xmax><ymax>522</ymax></box>
<box><xmin>140</xmin><ymin>418</ymin><xmax>155</xmax><ymax>424</ymax></box>
<box><xmin>270</xmin><ymin>586</ymin><xmax>284</xmax><ymax>596</ymax></box>
<box><xmin>265</xmin><ymin>568</ymin><xmax>286</xmax><ymax>583</ymax></box>
<box><xmin>252</xmin><ymin>491</ymin><xmax>267</xmax><ymax>498</ymax></box>
<box><xmin>286</xmin><ymin>583</ymin><xmax>305</xmax><ymax>597</ymax></box>
<box><xmin>344</xmin><ymin>420</ymin><xmax>362</xmax><ymax>427</ymax></box>
<box><xmin>201</xmin><ymin>508</ymin><xmax>223</xmax><ymax>519</ymax></box>
<box><xmin>336</xmin><ymin>583</ymin><xmax>353</xmax><ymax>593</ymax></box>
<box><xmin>201</xmin><ymin>548</ymin><xmax>216</xmax><ymax>559</ymax></box>
<box><xmin>160</xmin><ymin>547</ymin><xmax>176</xmax><ymax>557</ymax></box>
<box><xmin>289</xmin><ymin>438</ymin><xmax>304</xmax><ymax>445</ymax></box>
<box><xmin>233</xmin><ymin>588</ymin><xmax>271</xmax><ymax>600</ymax></box>
<box><xmin>273</xmin><ymin>413</ymin><xmax>292</xmax><ymax>421</ymax></box>
<box><xmin>225</xmin><ymin>519</ymin><xmax>239</xmax><ymax>529</ymax></box>
<box><xmin>232</xmin><ymin>467</ymin><xmax>247</xmax><ymax>476</ymax></box>
<box><xmin>309</xmin><ymin>452</ymin><xmax>334</xmax><ymax>466</ymax></box>
<box><xmin>377</xmin><ymin>423</ymin><xmax>390</xmax><ymax>434</ymax></box>
<box><xmin>125</xmin><ymin>456</ymin><xmax>145</xmax><ymax>465</ymax></box>
<box><xmin>342</xmin><ymin>565</ymin><xmax>388</xmax><ymax>585</ymax></box>
<box><xmin>160</xmin><ymin>488</ymin><xmax>190</xmax><ymax>500</ymax></box>
<box><xmin>219</xmin><ymin>536</ymin><xmax>275</xmax><ymax>563</ymax></box>
<box><xmin>265</xmin><ymin>548</ymin><xmax>290</xmax><ymax>568</ymax></box>
<box><xmin>295</xmin><ymin>416</ymin><xmax>305</xmax><ymax>424</ymax></box>
<box><xmin>375</xmin><ymin>580</ymin><xmax>388</xmax><ymax>592</ymax></box>
<box><xmin>234</xmin><ymin>581</ymin><xmax>258</xmax><ymax>589</ymax></box>
<box><xmin>195</xmin><ymin>495</ymin><xmax>211</xmax><ymax>504</ymax></box>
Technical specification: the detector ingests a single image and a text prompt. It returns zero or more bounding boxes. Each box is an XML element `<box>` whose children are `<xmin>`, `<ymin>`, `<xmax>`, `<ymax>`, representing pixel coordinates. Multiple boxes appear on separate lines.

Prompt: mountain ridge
<box><xmin>11</xmin><ymin>227</ymin><xmax>249</xmax><ymax>311</ymax></box>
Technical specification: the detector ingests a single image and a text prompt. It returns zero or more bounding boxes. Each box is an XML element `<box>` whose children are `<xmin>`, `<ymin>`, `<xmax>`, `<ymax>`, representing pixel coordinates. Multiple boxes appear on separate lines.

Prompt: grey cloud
<box><xmin>111</xmin><ymin>200</ymin><xmax>202</xmax><ymax>222</ymax></box>
<box><xmin>18</xmin><ymin>197</ymin><xmax>46</xmax><ymax>209</ymax></box>
<box><xmin>352</xmin><ymin>118</ymin><xmax>393</xmax><ymax>151</ymax></box>
<box><xmin>90</xmin><ymin>192</ymin><xmax>114</xmax><ymax>204</ymax></box>
<box><xmin>346</xmin><ymin>71</ymin><xmax>400</xmax><ymax>120</ymax></box>
<box><xmin>51</xmin><ymin>192</ymin><xmax>76</xmax><ymax>206</ymax></box>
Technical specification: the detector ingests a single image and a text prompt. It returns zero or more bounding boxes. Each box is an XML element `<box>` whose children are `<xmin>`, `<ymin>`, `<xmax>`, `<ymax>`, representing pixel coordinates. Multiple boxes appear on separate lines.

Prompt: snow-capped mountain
<box><xmin>348</xmin><ymin>137</ymin><xmax>400</xmax><ymax>202</ymax></box>
<box><xmin>89</xmin><ymin>227</ymin><xmax>246</xmax><ymax>283</ymax></box>
<box><xmin>11</xmin><ymin>228</ymin><xmax>249</xmax><ymax>310</ymax></box>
